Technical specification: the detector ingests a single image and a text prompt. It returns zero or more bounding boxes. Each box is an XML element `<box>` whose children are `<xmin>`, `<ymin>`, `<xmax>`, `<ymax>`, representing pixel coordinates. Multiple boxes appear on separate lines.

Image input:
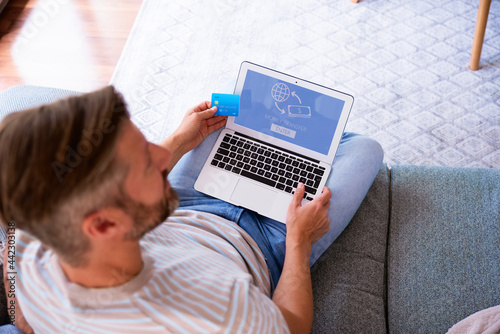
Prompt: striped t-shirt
<box><xmin>14</xmin><ymin>210</ymin><xmax>290</xmax><ymax>333</ymax></box>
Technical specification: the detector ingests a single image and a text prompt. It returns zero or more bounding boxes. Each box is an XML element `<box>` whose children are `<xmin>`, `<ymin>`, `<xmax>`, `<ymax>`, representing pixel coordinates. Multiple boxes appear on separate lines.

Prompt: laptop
<box><xmin>194</xmin><ymin>61</ymin><xmax>353</xmax><ymax>223</ymax></box>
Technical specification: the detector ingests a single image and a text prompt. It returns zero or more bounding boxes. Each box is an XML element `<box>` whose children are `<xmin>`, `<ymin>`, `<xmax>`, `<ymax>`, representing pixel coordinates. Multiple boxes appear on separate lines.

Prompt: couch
<box><xmin>0</xmin><ymin>85</ymin><xmax>499</xmax><ymax>333</ymax></box>
<box><xmin>310</xmin><ymin>162</ymin><xmax>499</xmax><ymax>333</ymax></box>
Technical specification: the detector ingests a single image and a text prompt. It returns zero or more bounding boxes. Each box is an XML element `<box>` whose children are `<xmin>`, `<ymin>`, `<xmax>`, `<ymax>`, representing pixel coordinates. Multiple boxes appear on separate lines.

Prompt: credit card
<box><xmin>211</xmin><ymin>93</ymin><xmax>240</xmax><ymax>116</ymax></box>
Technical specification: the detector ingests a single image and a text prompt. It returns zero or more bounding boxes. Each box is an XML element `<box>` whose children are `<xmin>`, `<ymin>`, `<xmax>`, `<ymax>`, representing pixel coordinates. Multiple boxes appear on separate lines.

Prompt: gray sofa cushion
<box><xmin>388</xmin><ymin>165</ymin><xmax>500</xmax><ymax>333</ymax></box>
<box><xmin>311</xmin><ymin>165</ymin><xmax>390</xmax><ymax>333</ymax></box>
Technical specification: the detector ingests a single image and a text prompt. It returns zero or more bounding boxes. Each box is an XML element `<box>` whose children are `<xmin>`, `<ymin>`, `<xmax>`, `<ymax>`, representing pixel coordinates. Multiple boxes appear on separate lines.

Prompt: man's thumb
<box><xmin>202</xmin><ymin>106</ymin><xmax>218</xmax><ymax>118</ymax></box>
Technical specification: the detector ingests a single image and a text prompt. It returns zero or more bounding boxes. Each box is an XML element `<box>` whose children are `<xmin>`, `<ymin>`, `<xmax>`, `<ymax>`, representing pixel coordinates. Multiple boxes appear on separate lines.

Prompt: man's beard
<box><xmin>118</xmin><ymin>171</ymin><xmax>180</xmax><ymax>241</ymax></box>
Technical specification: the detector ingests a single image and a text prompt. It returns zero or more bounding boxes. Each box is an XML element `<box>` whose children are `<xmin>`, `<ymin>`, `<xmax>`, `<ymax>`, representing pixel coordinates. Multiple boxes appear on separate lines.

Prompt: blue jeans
<box><xmin>0</xmin><ymin>325</ymin><xmax>22</xmax><ymax>334</ymax></box>
<box><xmin>169</xmin><ymin>129</ymin><xmax>383</xmax><ymax>291</ymax></box>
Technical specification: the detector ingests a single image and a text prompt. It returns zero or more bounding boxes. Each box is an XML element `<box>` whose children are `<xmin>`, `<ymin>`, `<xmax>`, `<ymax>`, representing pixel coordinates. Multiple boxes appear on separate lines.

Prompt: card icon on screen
<box><xmin>288</xmin><ymin>105</ymin><xmax>311</xmax><ymax>118</ymax></box>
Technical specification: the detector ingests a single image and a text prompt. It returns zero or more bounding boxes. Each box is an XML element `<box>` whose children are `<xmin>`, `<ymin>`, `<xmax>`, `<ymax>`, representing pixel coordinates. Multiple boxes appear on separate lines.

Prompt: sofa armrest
<box><xmin>387</xmin><ymin>165</ymin><xmax>500</xmax><ymax>333</ymax></box>
<box><xmin>0</xmin><ymin>85</ymin><xmax>81</xmax><ymax>121</ymax></box>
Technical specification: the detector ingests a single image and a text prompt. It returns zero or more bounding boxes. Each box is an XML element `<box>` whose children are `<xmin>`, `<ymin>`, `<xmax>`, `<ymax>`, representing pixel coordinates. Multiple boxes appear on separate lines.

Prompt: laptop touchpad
<box><xmin>231</xmin><ymin>179</ymin><xmax>277</xmax><ymax>213</ymax></box>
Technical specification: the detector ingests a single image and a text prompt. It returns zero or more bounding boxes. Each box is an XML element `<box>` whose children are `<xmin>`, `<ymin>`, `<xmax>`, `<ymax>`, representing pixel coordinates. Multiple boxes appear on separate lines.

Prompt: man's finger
<box><xmin>314</xmin><ymin>187</ymin><xmax>331</xmax><ymax>207</ymax></box>
<box><xmin>206</xmin><ymin>115</ymin><xmax>226</xmax><ymax>126</ymax></box>
<box><xmin>319</xmin><ymin>187</ymin><xmax>332</xmax><ymax>199</ymax></box>
<box><xmin>206</xmin><ymin>117</ymin><xmax>227</xmax><ymax>133</ymax></box>
<box><xmin>292</xmin><ymin>183</ymin><xmax>305</xmax><ymax>207</ymax></box>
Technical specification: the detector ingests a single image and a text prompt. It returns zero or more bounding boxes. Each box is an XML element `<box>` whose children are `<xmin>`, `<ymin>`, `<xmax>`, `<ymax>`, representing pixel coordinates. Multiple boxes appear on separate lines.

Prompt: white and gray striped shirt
<box><xmin>14</xmin><ymin>210</ymin><xmax>290</xmax><ymax>333</ymax></box>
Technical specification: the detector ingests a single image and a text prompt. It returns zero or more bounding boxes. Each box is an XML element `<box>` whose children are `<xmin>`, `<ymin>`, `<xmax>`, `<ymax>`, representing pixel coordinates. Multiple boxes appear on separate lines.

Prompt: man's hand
<box><xmin>172</xmin><ymin>101</ymin><xmax>227</xmax><ymax>153</ymax></box>
<box><xmin>272</xmin><ymin>183</ymin><xmax>332</xmax><ymax>334</ymax></box>
<box><xmin>286</xmin><ymin>183</ymin><xmax>332</xmax><ymax>251</ymax></box>
<box><xmin>161</xmin><ymin>101</ymin><xmax>227</xmax><ymax>170</ymax></box>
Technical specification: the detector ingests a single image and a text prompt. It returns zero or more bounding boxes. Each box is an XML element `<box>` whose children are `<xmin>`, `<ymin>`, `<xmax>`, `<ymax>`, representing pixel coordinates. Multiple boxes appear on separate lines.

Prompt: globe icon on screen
<box><xmin>271</xmin><ymin>83</ymin><xmax>290</xmax><ymax>102</ymax></box>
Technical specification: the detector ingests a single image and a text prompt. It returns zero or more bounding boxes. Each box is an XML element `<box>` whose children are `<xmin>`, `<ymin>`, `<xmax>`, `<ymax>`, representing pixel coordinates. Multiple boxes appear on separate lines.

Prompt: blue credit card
<box><xmin>211</xmin><ymin>93</ymin><xmax>240</xmax><ymax>116</ymax></box>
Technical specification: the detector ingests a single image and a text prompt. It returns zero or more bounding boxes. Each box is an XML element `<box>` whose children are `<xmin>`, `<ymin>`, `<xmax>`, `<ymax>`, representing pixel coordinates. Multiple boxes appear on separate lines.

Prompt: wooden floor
<box><xmin>0</xmin><ymin>0</ymin><xmax>142</xmax><ymax>92</ymax></box>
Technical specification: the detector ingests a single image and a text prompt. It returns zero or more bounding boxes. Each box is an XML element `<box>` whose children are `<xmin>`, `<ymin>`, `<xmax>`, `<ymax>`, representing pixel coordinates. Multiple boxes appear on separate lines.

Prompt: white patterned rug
<box><xmin>110</xmin><ymin>0</ymin><xmax>500</xmax><ymax>168</ymax></box>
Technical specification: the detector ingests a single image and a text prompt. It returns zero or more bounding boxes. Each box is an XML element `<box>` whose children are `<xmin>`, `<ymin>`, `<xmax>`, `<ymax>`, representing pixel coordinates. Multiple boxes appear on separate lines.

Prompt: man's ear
<box><xmin>81</xmin><ymin>207</ymin><xmax>129</xmax><ymax>240</ymax></box>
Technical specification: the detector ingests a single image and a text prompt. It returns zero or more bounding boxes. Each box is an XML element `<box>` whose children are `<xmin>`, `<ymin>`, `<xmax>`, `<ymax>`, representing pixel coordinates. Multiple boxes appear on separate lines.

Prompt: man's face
<box><xmin>114</xmin><ymin>121</ymin><xmax>179</xmax><ymax>240</ymax></box>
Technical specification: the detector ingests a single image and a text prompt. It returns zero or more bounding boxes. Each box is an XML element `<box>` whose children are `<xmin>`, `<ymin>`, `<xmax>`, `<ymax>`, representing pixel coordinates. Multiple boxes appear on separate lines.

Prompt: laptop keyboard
<box><xmin>210</xmin><ymin>133</ymin><xmax>326</xmax><ymax>201</ymax></box>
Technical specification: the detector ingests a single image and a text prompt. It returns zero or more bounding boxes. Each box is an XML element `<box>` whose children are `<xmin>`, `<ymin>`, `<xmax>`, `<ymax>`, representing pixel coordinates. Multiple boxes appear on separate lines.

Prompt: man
<box><xmin>0</xmin><ymin>86</ymin><xmax>383</xmax><ymax>333</ymax></box>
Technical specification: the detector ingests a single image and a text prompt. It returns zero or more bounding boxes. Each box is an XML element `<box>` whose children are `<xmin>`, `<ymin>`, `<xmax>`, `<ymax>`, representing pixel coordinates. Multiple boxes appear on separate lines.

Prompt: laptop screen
<box><xmin>234</xmin><ymin>70</ymin><xmax>345</xmax><ymax>155</ymax></box>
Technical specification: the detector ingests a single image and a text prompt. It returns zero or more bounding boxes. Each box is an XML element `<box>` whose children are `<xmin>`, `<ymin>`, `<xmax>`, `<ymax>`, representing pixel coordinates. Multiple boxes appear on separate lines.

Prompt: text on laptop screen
<box><xmin>235</xmin><ymin>70</ymin><xmax>345</xmax><ymax>155</ymax></box>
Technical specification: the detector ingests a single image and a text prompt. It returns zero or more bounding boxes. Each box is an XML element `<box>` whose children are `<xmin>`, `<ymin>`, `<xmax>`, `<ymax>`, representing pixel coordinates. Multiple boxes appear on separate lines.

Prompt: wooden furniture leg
<box><xmin>470</xmin><ymin>0</ymin><xmax>492</xmax><ymax>71</ymax></box>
